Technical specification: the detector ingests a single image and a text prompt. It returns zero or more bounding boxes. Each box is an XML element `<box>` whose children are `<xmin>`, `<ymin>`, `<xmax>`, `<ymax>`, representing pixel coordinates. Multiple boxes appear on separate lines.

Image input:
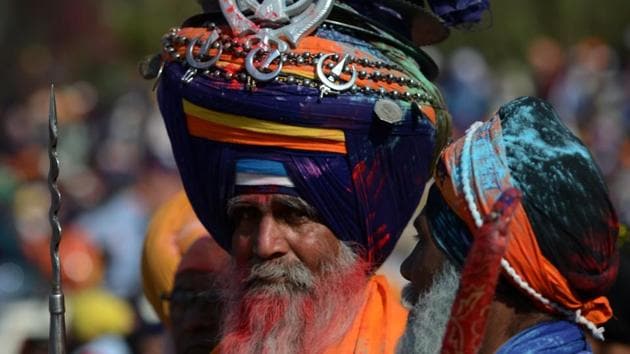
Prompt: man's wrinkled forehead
<box><xmin>227</xmin><ymin>194</ymin><xmax>318</xmax><ymax>215</ymax></box>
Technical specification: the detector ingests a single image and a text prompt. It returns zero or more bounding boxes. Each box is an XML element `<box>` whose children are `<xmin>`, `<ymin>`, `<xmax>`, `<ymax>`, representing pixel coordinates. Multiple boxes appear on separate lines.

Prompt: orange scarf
<box><xmin>323</xmin><ymin>275</ymin><xmax>408</xmax><ymax>354</ymax></box>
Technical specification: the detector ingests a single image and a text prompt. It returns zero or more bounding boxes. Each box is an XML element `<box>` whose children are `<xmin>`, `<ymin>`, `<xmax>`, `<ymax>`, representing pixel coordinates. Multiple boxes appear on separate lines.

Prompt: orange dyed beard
<box><xmin>216</xmin><ymin>245</ymin><xmax>369</xmax><ymax>354</ymax></box>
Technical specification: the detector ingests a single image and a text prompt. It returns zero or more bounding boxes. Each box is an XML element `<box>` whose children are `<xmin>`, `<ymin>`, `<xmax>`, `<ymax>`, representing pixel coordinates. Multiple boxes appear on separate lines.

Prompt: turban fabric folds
<box><xmin>157</xmin><ymin>26</ymin><xmax>447</xmax><ymax>268</ymax></box>
<box><xmin>428</xmin><ymin>97</ymin><xmax>619</xmax><ymax>332</ymax></box>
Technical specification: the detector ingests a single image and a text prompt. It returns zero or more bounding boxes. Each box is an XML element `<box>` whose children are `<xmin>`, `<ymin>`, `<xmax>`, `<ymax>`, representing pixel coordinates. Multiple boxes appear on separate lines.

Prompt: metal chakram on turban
<box><xmin>426</xmin><ymin>96</ymin><xmax>619</xmax><ymax>338</ymax></box>
<box><xmin>154</xmin><ymin>0</ymin><xmax>451</xmax><ymax>267</ymax></box>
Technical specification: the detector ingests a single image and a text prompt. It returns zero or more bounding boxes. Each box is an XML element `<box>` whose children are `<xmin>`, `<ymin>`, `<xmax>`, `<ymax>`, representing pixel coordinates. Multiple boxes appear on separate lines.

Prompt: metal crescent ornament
<box><xmin>219</xmin><ymin>0</ymin><xmax>334</xmax><ymax>48</ymax></box>
<box><xmin>316</xmin><ymin>53</ymin><xmax>358</xmax><ymax>92</ymax></box>
<box><xmin>246</xmin><ymin>47</ymin><xmax>284</xmax><ymax>81</ymax></box>
<box><xmin>185</xmin><ymin>31</ymin><xmax>223</xmax><ymax>69</ymax></box>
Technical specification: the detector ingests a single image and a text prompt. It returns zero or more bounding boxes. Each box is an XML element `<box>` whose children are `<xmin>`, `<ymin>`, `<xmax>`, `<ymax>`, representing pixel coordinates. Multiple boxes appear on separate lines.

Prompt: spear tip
<box><xmin>49</xmin><ymin>83</ymin><xmax>58</xmax><ymax>129</ymax></box>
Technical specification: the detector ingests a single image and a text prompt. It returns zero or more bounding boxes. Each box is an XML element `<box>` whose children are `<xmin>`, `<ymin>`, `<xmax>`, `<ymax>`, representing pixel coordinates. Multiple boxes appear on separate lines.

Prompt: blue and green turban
<box><xmin>427</xmin><ymin>96</ymin><xmax>619</xmax><ymax>332</ymax></box>
<box><xmin>155</xmin><ymin>14</ymin><xmax>450</xmax><ymax>267</ymax></box>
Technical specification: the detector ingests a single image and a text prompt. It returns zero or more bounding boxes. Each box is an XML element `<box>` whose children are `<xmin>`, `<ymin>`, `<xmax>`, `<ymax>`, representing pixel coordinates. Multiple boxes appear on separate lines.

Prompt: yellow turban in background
<box><xmin>70</xmin><ymin>288</ymin><xmax>134</xmax><ymax>343</ymax></box>
<box><xmin>141</xmin><ymin>190</ymin><xmax>209</xmax><ymax>325</ymax></box>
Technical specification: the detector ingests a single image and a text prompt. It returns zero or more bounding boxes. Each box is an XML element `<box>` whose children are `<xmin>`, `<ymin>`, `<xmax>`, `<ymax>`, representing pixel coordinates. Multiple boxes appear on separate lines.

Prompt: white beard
<box><xmin>397</xmin><ymin>261</ymin><xmax>460</xmax><ymax>354</ymax></box>
<box><xmin>218</xmin><ymin>243</ymin><xmax>367</xmax><ymax>354</ymax></box>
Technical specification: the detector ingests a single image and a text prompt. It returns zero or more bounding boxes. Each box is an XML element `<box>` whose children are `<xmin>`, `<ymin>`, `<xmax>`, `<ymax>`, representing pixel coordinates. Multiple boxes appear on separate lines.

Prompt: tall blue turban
<box><xmin>155</xmin><ymin>12</ymin><xmax>450</xmax><ymax>267</ymax></box>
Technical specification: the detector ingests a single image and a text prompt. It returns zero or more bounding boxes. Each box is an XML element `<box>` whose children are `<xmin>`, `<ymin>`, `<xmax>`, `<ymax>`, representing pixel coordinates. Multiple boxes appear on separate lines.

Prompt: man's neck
<box><xmin>479</xmin><ymin>299</ymin><xmax>553</xmax><ymax>354</ymax></box>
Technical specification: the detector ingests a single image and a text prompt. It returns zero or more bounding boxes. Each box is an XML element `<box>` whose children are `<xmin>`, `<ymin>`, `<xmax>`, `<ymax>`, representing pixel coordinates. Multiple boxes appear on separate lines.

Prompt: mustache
<box><xmin>401</xmin><ymin>283</ymin><xmax>418</xmax><ymax>310</ymax></box>
<box><xmin>243</xmin><ymin>258</ymin><xmax>314</xmax><ymax>292</ymax></box>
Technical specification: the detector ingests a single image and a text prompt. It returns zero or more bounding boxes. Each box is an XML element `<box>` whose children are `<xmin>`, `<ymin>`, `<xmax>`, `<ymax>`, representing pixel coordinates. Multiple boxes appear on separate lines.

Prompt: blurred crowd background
<box><xmin>1</xmin><ymin>1</ymin><xmax>629</xmax><ymax>353</ymax></box>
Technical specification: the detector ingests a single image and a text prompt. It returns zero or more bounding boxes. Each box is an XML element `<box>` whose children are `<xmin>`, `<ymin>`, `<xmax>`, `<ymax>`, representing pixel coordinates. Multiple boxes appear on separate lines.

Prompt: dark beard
<box><xmin>217</xmin><ymin>244</ymin><xmax>369</xmax><ymax>354</ymax></box>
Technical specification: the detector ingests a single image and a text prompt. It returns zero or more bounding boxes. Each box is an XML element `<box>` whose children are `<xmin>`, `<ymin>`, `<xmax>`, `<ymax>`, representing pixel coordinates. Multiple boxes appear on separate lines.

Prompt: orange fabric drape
<box><xmin>323</xmin><ymin>275</ymin><xmax>408</xmax><ymax>354</ymax></box>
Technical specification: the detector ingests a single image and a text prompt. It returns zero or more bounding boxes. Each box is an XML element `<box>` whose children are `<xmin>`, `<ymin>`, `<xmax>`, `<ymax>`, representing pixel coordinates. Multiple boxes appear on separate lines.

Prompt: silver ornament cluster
<box><xmin>160</xmin><ymin>26</ymin><xmax>435</xmax><ymax>103</ymax></box>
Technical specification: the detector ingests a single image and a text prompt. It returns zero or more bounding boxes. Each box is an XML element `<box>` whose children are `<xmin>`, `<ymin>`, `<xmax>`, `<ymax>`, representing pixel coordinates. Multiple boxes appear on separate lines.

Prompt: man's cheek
<box><xmin>232</xmin><ymin>234</ymin><xmax>253</xmax><ymax>261</ymax></box>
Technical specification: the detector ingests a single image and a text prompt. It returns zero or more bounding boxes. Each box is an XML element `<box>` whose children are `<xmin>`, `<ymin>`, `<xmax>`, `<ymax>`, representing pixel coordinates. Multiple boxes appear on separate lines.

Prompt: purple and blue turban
<box><xmin>155</xmin><ymin>19</ymin><xmax>450</xmax><ymax>267</ymax></box>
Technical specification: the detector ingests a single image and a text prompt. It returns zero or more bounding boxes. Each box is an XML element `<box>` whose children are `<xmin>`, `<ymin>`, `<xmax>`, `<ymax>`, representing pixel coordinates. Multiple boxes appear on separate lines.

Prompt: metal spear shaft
<box><xmin>48</xmin><ymin>84</ymin><xmax>66</xmax><ymax>354</ymax></box>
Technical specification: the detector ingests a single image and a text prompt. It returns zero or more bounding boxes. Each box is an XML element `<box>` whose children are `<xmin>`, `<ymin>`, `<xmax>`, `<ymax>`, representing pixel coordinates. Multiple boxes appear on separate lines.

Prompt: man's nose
<box><xmin>254</xmin><ymin>214</ymin><xmax>289</xmax><ymax>260</ymax></box>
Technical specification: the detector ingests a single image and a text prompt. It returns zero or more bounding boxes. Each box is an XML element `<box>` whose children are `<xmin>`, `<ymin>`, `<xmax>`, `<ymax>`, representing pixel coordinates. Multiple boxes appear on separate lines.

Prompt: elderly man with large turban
<box><xmin>147</xmin><ymin>0</ymin><xmax>461</xmax><ymax>353</ymax></box>
<box><xmin>399</xmin><ymin>97</ymin><xmax>620</xmax><ymax>353</ymax></box>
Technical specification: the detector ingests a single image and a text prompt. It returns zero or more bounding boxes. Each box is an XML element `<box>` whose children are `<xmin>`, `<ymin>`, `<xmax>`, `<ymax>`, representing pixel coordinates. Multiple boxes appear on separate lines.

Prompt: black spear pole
<box><xmin>48</xmin><ymin>84</ymin><xmax>66</xmax><ymax>354</ymax></box>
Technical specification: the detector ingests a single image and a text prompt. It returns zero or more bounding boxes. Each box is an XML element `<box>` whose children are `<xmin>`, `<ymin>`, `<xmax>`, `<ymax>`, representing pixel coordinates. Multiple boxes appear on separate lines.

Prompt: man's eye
<box><xmin>289</xmin><ymin>210</ymin><xmax>309</xmax><ymax>223</ymax></box>
<box><xmin>277</xmin><ymin>209</ymin><xmax>309</xmax><ymax>225</ymax></box>
<box><xmin>230</xmin><ymin>207</ymin><xmax>260</xmax><ymax>224</ymax></box>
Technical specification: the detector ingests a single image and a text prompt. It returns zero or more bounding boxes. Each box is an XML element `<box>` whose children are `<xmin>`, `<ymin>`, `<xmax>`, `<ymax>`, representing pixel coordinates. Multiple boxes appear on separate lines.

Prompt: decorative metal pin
<box><xmin>138</xmin><ymin>53</ymin><xmax>163</xmax><ymax>80</ymax></box>
<box><xmin>185</xmin><ymin>30</ymin><xmax>223</xmax><ymax>69</ymax></box>
<box><xmin>316</xmin><ymin>53</ymin><xmax>358</xmax><ymax>92</ymax></box>
<box><xmin>152</xmin><ymin>62</ymin><xmax>165</xmax><ymax>91</ymax></box>
<box><xmin>246</xmin><ymin>47</ymin><xmax>284</xmax><ymax>82</ymax></box>
<box><xmin>138</xmin><ymin>53</ymin><xmax>165</xmax><ymax>91</ymax></box>
<box><xmin>48</xmin><ymin>84</ymin><xmax>67</xmax><ymax>354</ymax></box>
<box><xmin>319</xmin><ymin>85</ymin><xmax>340</xmax><ymax>99</ymax></box>
<box><xmin>181</xmin><ymin>68</ymin><xmax>198</xmax><ymax>83</ymax></box>
<box><xmin>374</xmin><ymin>99</ymin><xmax>404</xmax><ymax>124</ymax></box>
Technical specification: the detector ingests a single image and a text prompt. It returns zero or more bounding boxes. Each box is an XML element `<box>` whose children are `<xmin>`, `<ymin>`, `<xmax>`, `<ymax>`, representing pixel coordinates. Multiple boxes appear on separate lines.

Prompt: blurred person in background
<box><xmin>527</xmin><ymin>36</ymin><xmax>567</xmax><ymax>99</ymax></box>
<box><xmin>142</xmin><ymin>190</ymin><xmax>229</xmax><ymax>354</ymax></box>
<box><xmin>77</xmin><ymin>90</ymin><xmax>182</xmax><ymax>300</ymax></box>
<box><xmin>439</xmin><ymin>46</ymin><xmax>494</xmax><ymax>136</ymax></box>
<box><xmin>142</xmin><ymin>190</ymin><xmax>212</xmax><ymax>326</ymax></box>
<box><xmin>167</xmin><ymin>236</ymin><xmax>229</xmax><ymax>354</ymax></box>
<box><xmin>547</xmin><ymin>37</ymin><xmax>625</xmax><ymax>177</ymax></box>
<box><xmin>399</xmin><ymin>97</ymin><xmax>619</xmax><ymax>353</ymax></box>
